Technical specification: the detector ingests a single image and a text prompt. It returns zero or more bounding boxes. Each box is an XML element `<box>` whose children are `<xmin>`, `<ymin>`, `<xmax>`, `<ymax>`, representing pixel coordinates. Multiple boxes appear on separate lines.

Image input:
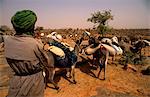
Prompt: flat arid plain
<box><xmin>0</xmin><ymin>29</ymin><xmax>150</xmax><ymax>97</ymax></box>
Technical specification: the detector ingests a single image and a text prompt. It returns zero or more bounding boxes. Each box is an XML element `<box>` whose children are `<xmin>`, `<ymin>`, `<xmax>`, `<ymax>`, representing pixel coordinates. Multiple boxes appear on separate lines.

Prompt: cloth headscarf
<box><xmin>11</xmin><ymin>10</ymin><xmax>37</xmax><ymax>35</ymax></box>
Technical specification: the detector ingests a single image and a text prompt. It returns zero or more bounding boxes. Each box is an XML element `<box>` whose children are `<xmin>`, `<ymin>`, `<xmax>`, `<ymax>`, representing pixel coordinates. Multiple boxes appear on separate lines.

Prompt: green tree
<box><xmin>87</xmin><ymin>10</ymin><xmax>113</xmax><ymax>37</ymax></box>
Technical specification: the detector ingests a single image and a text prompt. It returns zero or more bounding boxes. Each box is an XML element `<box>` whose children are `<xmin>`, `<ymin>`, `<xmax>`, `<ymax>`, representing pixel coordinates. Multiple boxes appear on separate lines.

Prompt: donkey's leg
<box><xmin>104</xmin><ymin>51</ymin><xmax>109</xmax><ymax>80</ymax></box>
<box><xmin>112</xmin><ymin>55</ymin><xmax>116</xmax><ymax>64</ymax></box>
<box><xmin>95</xmin><ymin>57</ymin><xmax>99</xmax><ymax>68</ymax></box>
<box><xmin>48</xmin><ymin>68</ymin><xmax>59</xmax><ymax>90</ymax></box>
<box><xmin>103</xmin><ymin>64</ymin><xmax>106</xmax><ymax>80</ymax></box>
<box><xmin>97</xmin><ymin>58</ymin><xmax>103</xmax><ymax>79</ymax></box>
<box><xmin>97</xmin><ymin>67</ymin><xmax>103</xmax><ymax>79</ymax></box>
<box><xmin>66</xmin><ymin>68</ymin><xmax>71</xmax><ymax>78</ymax></box>
<box><xmin>44</xmin><ymin>71</ymin><xmax>48</xmax><ymax>89</ymax></box>
<box><xmin>71</xmin><ymin>64</ymin><xmax>77</xmax><ymax>84</ymax></box>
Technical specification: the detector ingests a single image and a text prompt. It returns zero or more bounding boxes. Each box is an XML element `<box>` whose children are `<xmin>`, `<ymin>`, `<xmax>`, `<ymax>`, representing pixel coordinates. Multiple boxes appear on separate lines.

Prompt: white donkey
<box><xmin>101</xmin><ymin>36</ymin><xmax>123</xmax><ymax>61</ymax></box>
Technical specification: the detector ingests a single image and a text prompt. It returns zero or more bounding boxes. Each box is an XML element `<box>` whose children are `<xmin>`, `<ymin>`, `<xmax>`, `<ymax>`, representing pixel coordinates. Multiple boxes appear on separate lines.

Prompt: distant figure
<box><xmin>0</xmin><ymin>10</ymin><xmax>51</xmax><ymax>97</ymax></box>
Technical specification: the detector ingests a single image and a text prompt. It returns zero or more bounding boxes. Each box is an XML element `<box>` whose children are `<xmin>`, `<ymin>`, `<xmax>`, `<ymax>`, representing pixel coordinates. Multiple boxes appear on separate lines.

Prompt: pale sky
<box><xmin>0</xmin><ymin>0</ymin><xmax>150</xmax><ymax>29</ymax></box>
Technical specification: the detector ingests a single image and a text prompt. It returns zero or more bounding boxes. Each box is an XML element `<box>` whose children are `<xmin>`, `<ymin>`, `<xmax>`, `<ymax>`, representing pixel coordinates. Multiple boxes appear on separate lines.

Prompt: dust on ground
<box><xmin>44</xmin><ymin>61</ymin><xmax>150</xmax><ymax>97</ymax></box>
<box><xmin>1</xmin><ymin>56</ymin><xmax>150</xmax><ymax>97</ymax></box>
<box><xmin>0</xmin><ymin>33</ymin><xmax>150</xmax><ymax>97</ymax></box>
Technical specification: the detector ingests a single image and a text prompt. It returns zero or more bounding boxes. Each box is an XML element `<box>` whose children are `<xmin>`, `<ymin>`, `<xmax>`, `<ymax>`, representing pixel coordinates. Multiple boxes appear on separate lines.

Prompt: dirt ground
<box><xmin>43</xmin><ymin>58</ymin><xmax>150</xmax><ymax>97</ymax></box>
<box><xmin>0</xmin><ymin>33</ymin><xmax>150</xmax><ymax>97</ymax></box>
<box><xmin>1</xmin><ymin>57</ymin><xmax>150</xmax><ymax>97</ymax></box>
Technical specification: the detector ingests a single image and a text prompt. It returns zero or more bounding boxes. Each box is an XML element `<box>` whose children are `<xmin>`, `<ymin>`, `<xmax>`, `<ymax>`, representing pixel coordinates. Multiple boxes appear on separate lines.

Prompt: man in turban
<box><xmin>0</xmin><ymin>10</ymin><xmax>51</xmax><ymax>97</ymax></box>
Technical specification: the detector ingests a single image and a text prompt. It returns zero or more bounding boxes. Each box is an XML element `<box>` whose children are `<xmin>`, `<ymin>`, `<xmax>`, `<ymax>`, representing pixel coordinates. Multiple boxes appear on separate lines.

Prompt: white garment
<box><xmin>48</xmin><ymin>45</ymin><xmax>65</xmax><ymax>58</ymax></box>
<box><xmin>111</xmin><ymin>45</ymin><xmax>123</xmax><ymax>55</ymax></box>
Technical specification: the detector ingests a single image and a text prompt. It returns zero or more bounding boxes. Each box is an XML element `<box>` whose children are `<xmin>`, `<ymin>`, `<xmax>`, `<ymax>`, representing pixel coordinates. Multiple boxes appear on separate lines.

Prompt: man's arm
<box><xmin>35</xmin><ymin>39</ymin><xmax>54</xmax><ymax>68</ymax></box>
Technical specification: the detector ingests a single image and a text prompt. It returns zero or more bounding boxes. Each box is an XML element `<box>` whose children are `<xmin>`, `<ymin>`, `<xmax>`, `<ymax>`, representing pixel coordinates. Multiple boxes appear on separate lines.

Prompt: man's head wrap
<box><xmin>11</xmin><ymin>10</ymin><xmax>37</xmax><ymax>35</ymax></box>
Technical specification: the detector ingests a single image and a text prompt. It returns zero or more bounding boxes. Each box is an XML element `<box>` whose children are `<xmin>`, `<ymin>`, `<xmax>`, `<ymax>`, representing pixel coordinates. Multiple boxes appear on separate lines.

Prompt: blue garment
<box><xmin>49</xmin><ymin>41</ymin><xmax>77</xmax><ymax>67</ymax></box>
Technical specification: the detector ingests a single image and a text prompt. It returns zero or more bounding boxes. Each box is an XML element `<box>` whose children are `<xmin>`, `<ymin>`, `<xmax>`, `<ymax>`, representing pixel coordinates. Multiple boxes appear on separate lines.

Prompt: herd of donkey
<box><xmin>1</xmin><ymin>29</ymin><xmax>150</xmax><ymax>90</ymax></box>
<box><xmin>33</xmin><ymin>30</ymin><xmax>150</xmax><ymax>90</ymax></box>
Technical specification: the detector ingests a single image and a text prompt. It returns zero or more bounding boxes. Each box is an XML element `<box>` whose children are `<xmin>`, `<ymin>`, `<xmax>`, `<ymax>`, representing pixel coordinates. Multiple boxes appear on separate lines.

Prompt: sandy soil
<box><xmin>1</xmin><ymin>56</ymin><xmax>150</xmax><ymax>97</ymax></box>
<box><xmin>0</xmin><ymin>36</ymin><xmax>150</xmax><ymax>97</ymax></box>
<box><xmin>44</xmin><ymin>60</ymin><xmax>150</xmax><ymax>97</ymax></box>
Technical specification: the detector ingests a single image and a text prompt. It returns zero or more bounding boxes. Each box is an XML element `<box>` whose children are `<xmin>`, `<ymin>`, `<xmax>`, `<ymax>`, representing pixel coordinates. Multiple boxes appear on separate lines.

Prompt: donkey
<box><xmin>44</xmin><ymin>43</ymin><xmax>79</xmax><ymax>90</ymax></box>
<box><xmin>84</xmin><ymin>37</ymin><xmax>109</xmax><ymax>80</ymax></box>
<box><xmin>76</xmin><ymin>33</ymin><xmax>120</xmax><ymax>79</ymax></box>
<box><xmin>75</xmin><ymin>34</ymin><xmax>110</xmax><ymax>79</ymax></box>
<box><xmin>100</xmin><ymin>36</ymin><xmax>123</xmax><ymax>62</ymax></box>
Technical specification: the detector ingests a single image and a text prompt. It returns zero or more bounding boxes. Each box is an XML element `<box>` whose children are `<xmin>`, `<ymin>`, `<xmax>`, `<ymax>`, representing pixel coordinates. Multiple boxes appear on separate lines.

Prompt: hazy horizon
<box><xmin>0</xmin><ymin>0</ymin><xmax>150</xmax><ymax>29</ymax></box>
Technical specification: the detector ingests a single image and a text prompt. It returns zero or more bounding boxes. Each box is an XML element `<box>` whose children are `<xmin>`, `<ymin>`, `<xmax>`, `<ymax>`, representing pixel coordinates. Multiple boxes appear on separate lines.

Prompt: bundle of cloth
<box><xmin>46</xmin><ymin>32</ymin><xmax>77</xmax><ymax>67</ymax></box>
